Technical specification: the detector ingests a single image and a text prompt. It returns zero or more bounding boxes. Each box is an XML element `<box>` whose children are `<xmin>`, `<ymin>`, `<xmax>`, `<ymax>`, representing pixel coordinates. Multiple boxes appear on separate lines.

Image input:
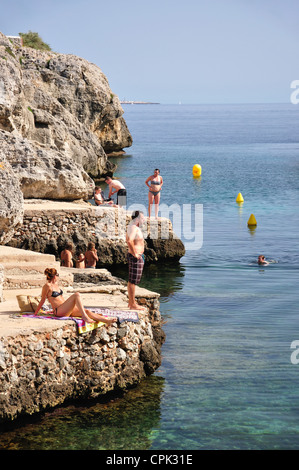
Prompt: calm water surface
<box><xmin>1</xmin><ymin>104</ymin><xmax>299</xmax><ymax>450</ymax></box>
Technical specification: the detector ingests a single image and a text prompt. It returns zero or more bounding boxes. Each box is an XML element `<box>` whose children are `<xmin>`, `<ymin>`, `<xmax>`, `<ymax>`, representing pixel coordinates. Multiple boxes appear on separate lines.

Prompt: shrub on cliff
<box><xmin>19</xmin><ymin>31</ymin><xmax>51</xmax><ymax>51</ymax></box>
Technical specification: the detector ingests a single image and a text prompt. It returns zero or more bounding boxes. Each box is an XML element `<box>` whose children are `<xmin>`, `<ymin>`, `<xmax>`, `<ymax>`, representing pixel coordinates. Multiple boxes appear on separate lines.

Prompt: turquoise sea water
<box><xmin>1</xmin><ymin>104</ymin><xmax>299</xmax><ymax>450</ymax></box>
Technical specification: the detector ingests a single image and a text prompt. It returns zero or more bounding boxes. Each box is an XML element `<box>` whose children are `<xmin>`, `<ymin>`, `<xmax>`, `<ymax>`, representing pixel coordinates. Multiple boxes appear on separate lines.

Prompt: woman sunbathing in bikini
<box><xmin>34</xmin><ymin>268</ymin><xmax>117</xmax><ymax>324</ymax></box>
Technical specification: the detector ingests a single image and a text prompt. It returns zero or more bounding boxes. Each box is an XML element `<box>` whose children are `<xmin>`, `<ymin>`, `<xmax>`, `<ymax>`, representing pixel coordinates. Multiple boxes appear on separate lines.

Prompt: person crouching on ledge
<box><xmin>34</xmin><ymin>268</ymin><xmax>117</xmax><ymax>324</ymax></box>
<box><xmin>104</xmin><ymin>176</ymin><xmax>127</xmax><ymax>207</ymax></box>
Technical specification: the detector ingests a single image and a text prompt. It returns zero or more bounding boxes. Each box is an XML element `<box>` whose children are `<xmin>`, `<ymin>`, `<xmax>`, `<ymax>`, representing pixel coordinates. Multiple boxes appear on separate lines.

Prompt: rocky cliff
<box><xmin>0</xmin><ymin>32</ymin><xmax>132</xmax><ymax>202</ymax></box>
<box><xmin>0</xmin><ymin>155</ymin><xmax>24</xmax><ymax>244</ymax></box>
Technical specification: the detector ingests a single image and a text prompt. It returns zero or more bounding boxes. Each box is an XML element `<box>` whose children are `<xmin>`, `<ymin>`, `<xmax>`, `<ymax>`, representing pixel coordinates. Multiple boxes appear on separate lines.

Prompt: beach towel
<box><xmin>16</xmin><ymin>307</ymin><xmax>139</xmax><ymax>334</ymax></box>
<box><xmin>85</xmin><ymin>307</ymin><xmax>139</xmax><ymax>324</ymax></box>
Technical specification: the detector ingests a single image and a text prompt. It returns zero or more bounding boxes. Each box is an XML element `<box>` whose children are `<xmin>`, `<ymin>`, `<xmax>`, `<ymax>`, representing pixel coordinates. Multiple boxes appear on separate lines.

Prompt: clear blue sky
<box><xmin>1</xmin><ymin>0</ymin><xmax>299</xmax><ymax>103</ymax></box>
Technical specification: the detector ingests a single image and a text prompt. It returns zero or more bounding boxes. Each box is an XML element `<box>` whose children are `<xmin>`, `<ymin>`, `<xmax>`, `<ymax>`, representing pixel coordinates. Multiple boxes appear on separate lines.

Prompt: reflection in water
<box><xmin>0</xmin><ymin>376</ymin><xmax>165</xmax><ymax>450</ymax></box>
<box><xmin>236</xmin><ymin>201</ymin><xmax>244</xmax><ymax>216</ymax></box>
<box><xmin>247</xmin><ymin>225</ymin><xmax>257</xmax><ymax>236</ymax></box>
<box><xmin>109</xmin><ymin>261</ymin><xmax>185</xmax><ymax>301</ymax></box>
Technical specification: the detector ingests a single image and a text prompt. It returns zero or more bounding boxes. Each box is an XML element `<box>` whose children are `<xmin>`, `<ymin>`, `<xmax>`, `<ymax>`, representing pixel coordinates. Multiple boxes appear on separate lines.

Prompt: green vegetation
<box><xmin>19</xmin><ymin>31</ymin><xmax>52</xmax><ymax>51</ymax></box>
<box><xmin>5</xmin><ymin>46</ymin><xmax>16</xmax><ymax>58</ymax></box>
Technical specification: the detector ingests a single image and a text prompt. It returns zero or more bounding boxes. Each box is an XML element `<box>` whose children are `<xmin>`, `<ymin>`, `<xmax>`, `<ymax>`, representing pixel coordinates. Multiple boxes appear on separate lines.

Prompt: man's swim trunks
<box><xmin>127</xmin><ymin>252</ymin><xmax>144</xmax><ymax>285</ymax></box>
<box><xmin>117</xmin><ymin>188</ymin><xmax>127</xmax><ymax>206</ymax></box>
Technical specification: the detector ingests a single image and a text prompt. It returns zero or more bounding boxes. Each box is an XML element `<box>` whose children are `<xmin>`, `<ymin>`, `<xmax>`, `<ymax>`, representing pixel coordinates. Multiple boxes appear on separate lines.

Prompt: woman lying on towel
<box><xmin>34</xmin><ymin>268</ymin><xmax>117</xmax><ymax>324</ymax></box>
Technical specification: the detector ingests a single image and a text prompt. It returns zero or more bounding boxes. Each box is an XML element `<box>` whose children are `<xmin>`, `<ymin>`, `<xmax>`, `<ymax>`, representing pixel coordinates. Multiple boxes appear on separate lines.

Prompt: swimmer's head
<box><xmin>258</xmin><ymin>255</ymin><xmax>268</xmax><ymax>265</ymax></box>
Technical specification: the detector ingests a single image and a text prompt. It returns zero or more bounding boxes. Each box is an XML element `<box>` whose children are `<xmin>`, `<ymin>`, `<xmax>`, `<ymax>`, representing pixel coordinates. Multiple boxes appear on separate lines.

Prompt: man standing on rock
<box><xmin>126</xmin><ymin>211</ymin><xmax>145</xmax><ymax>310</ymax></box>
<box><xmin>104</xmin><ymin>176</ymin><xmax>127</xmax><ymax>207</ymax></box>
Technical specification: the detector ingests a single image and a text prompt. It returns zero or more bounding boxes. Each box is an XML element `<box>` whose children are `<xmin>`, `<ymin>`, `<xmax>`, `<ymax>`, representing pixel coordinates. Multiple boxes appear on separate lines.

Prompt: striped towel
<box><xmin>16</xmin><ymin>307</ymin><xmax>139</xmax><ymax>334</ymax></box>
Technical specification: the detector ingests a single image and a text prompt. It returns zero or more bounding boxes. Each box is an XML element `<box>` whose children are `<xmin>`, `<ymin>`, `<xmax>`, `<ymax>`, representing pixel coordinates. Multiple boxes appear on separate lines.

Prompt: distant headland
<box><xmin>120</xmin><ymin>100</ymin><xmax>160</xmax><ymax>105</ymax></box>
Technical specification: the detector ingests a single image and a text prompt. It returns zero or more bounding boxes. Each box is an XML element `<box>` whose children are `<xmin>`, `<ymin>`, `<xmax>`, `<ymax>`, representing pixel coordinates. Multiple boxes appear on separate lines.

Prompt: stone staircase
<box><xmin>0</xmin><ymin>246</ymin><xmax>73</xmax><ymax>289</ymax></box>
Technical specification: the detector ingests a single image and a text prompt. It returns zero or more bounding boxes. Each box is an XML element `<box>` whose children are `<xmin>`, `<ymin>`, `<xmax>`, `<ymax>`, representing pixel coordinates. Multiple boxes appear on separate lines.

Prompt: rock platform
<box><xmin>0</xmin><ymin>246</ymin><xmax>164</xmax><ymax>423</ymax></box>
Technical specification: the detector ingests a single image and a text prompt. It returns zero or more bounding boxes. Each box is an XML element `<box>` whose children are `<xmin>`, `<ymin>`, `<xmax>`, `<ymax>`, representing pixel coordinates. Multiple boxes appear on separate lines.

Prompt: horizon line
<box><xmin>121</xmin><ymin>101</ymin><xmax>294</xmax><ymax>106</ymax></box>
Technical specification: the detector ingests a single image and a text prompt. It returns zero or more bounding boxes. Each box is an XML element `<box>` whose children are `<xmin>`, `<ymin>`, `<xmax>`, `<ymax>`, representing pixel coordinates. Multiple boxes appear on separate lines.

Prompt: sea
<box><xmin>1</xmin><ymin>103</ymin><xmax>299</xmax><ymax>451</ymax></box>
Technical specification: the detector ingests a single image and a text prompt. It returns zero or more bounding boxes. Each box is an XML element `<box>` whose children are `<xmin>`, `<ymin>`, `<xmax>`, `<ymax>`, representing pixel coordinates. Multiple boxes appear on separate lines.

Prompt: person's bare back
<box><xmin>61</xmin><ymin>244</ymin><xmax>73</xmax><ymax>267</ymax></box>
<box><xmin>85</xmin><ymin>242</ymin><xmax>98</xmax><ymax>268</ymax></box>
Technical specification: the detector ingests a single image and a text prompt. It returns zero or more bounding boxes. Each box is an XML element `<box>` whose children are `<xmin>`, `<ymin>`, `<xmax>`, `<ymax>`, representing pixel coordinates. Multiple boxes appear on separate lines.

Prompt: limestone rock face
<box><xmin>0</xmin><ymin>31</ymin><xmax>132</xmax><ymax>200</ymax></box>
<box><xmin>1</xmin><ymin>131</ymin><xmax>93</xmax><ymax>200</ymax></box>
<box><xmin>0</xmin><ymin>156</ymin><xmax>24</xmax><ymax>244</ymax></box>
<box><xmin>96</xmin><ymin>117</ymin><xmax>133</xmax><ymax>154</ymax></box>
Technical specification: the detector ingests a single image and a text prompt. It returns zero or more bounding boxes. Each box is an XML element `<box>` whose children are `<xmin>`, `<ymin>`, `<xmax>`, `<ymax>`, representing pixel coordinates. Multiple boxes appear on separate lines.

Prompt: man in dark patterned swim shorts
<box><xmin>126</xmin><ymin>210</ymin><xmax>145</xmax><ymax>310</ymax></box>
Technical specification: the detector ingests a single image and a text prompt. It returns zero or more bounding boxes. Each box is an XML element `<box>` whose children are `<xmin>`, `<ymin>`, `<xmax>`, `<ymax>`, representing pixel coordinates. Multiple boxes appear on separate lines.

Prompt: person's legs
<box><xmin>148</xmin><ymin>192</ymin><xmax>154</xmax><ymax>217</ymax></box>
<box><xmin>56</xmin><ymin>292</ymin><xmax>93</xmax><ymax>323</ymax></box>
<box><xmin>127</xmin><ymin>254</ymin><xmax>145</xmax><ymax>310</ymax></box>
<box><xmin>127</xmin><ymin>281</ymin><xmax>144</xmax><ymax>310</ymax></box>
<box><xmin>154</xmin><ymin>192</ymin><xmax>161</xmax><ymax>218</ymax></box>
<box><xmin>85</xmin><ymin>309</ymin><xmax>117</xmax><ymax>325</ymax></box>
<box><xmin>127</xmin><ymin>281</ymin><xmax>136</xmax><ymax>308</ymax></box>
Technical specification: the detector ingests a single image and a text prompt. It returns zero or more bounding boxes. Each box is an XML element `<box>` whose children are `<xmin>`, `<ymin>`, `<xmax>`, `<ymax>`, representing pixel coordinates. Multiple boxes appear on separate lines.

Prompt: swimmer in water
<box><xmin>258</xmin><ymin>255</ymin><xmax>269</xmax><ymax>265</ymax></box>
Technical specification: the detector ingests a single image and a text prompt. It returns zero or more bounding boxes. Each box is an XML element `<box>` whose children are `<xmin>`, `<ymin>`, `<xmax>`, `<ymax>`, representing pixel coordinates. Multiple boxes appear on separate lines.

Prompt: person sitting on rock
<box><xmin>34</xmin><ymin>268</ymin><xmax>116</xmax><ymax>324</ymax></box>
<box><xmin>75</xmin><ymin>253</ymin><xmax>85</xmax><ymax>269</ymax></box>
<box><xmin>94</xmin><ymin>186</ymin><xmax>117</xmax><ymax>207</ymax></box>
<box><xmin>85</xmin><ymin>242</ymin><xmax>98</xmax><ymax>269</ymax></box>
<box><xmin>60</xmin><ymin>242</ymin><xmax>73</xmax><ymax>267</ymax></box>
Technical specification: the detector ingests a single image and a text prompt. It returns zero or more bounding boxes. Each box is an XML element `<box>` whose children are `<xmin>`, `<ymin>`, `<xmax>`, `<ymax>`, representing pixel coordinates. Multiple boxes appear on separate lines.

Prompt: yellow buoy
<box><xmin>193</xmin><ymin>164</ymin><xmax>201</xmax><ymax>177</ymax></box>
<box><xmin>247</xmin><ymin>214</ymin><xmax>257</xmax><ymax>226</ymax></box>
<box><xmin>236</xmin><ymin>192</ymin><xmax>244</xmax><ymax>203</ymax></box>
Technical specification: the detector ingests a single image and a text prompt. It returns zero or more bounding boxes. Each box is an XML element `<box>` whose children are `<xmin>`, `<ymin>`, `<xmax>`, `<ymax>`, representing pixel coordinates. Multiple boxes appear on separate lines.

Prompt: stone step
<box><xmin>4</xmin><ymin>270</ymin><xmax>73</xmax><ymax>289</ymax></box>
<box><xmin>0</xmin><ymin>246</ymin><xmax>73</xmax><ymax>289</ymax></box>
<box><xmin>4</xmin><ymin>273</ymin><xmax>73</xmax><ymax>289</ymax></box>
<box><xmin>0</xmin><ymin>246</ymin><xmax>56</xmax><ymax>264</ymax></box>
<box><xmin>3</xmin><ymin>261</ymin><xmax>61</xmax><ymax>275</ymax></box>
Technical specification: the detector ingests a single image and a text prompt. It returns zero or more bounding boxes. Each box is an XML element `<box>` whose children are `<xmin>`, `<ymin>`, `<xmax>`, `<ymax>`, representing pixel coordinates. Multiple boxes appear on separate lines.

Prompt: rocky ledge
<box><xmin>0</xmin><ymin>255</ymin><xmax>165</xmax><ymax>424</ymax></box>
<box><xmin>7</xmin><ymin>200</ymin><xmax>185</xmax><ymax>265</ymax></box>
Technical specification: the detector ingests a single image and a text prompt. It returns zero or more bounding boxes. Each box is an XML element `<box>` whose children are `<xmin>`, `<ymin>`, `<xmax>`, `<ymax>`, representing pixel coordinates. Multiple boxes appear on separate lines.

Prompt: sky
<box><xmin>1</xmin><ymin>0</ymin><xmax>299</xmax><ymax>104</ymax></box>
